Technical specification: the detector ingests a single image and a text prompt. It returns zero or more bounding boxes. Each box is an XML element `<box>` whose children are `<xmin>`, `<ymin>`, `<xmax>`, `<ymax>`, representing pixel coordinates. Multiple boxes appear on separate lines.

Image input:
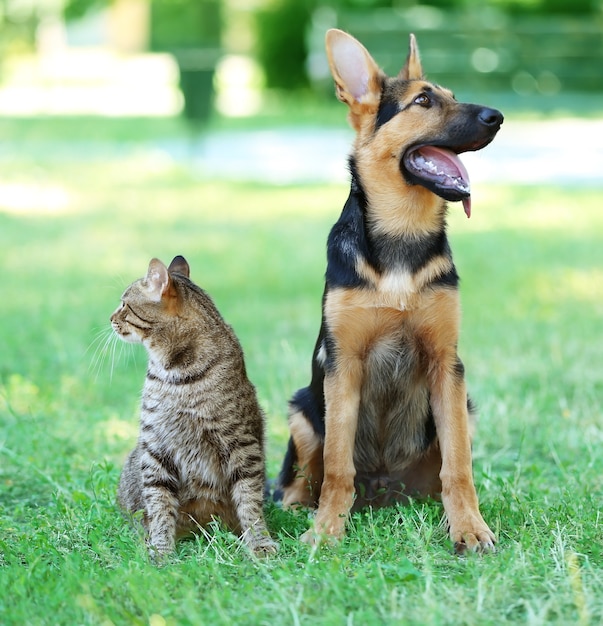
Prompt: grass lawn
<box><xmin>0</xmin><ymin>115</ymin><xmax>602</xmax><ymax>625</ymax></box>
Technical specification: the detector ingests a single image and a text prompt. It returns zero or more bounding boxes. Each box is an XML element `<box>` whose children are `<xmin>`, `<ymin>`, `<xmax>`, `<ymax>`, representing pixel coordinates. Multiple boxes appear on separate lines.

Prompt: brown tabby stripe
<box><xmin>143</xmin><ymin>477</ymin><xmax>179</xmax><ymax>495</ymax></box>
<box><xmin>145</xmin><ymin>361</ymin><xmax>218</xmax><ymax>385</ymax></box>
<box><xmin>125</xmin><ymin>303</ymin><xmax>153</xmax><ymax>325</ymax></box>
<box><xmin>141</xmin><ymin>442</ymin><xmax>181</xmax><ymax>482</ymax></box>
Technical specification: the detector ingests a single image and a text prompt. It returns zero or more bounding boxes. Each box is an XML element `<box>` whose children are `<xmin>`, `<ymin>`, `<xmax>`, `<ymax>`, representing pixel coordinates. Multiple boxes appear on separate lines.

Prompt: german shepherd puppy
<box><xmin>276</xmin><ymin>29</ymin><xmax>503</xmax><ymax>553</ymax></box>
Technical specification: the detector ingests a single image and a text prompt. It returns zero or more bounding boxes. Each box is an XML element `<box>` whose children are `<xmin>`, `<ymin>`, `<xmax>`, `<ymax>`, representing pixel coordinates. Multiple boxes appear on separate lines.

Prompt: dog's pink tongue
<box><xmin>418</xmin><ymin>146</ymin><xmax>472</xmax><ymax>218</ymax></box>
<box><xmin>463</xmin><ymin>196</ymin><xmax>471</xmax><ymax>218</ymax></box>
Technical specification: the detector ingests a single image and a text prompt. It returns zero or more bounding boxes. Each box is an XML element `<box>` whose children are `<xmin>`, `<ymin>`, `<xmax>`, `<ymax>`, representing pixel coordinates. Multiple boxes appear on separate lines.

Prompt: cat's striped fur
<box><xmin>111</xmin><ymin>256</ymin><xmax>277</xmax><ymax>558</ymax></box>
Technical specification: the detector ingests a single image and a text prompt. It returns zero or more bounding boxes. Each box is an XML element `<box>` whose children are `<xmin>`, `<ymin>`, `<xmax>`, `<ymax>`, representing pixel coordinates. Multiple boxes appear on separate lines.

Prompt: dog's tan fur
<box><xmin>278</xmin><ymin>29</ymin><xmax>503</xmax><ymax>553</ymax></box>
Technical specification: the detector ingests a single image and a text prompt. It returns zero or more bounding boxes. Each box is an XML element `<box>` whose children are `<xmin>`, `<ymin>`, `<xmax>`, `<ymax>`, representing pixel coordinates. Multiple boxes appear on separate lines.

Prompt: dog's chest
<box><xmin>354</xmin><ymin>324</ymin><xmax>432</xmax><ymax>472</ymax></box>
<box><xmin>375</xmin><ymin>268</ymin><xmax>420</xmax><ymax>311</ymax></box>
<box><xmin>354</xmin><ymin>246</ymin><xmax>453</xmax><ymax>313</ymax></box>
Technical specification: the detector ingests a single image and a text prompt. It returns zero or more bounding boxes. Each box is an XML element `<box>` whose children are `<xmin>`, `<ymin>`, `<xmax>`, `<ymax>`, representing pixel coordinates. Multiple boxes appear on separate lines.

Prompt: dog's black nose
<box><xmin>478</xmin><ymin>107</ymin><xmax>504</xmax><ymax>128</ymax></box>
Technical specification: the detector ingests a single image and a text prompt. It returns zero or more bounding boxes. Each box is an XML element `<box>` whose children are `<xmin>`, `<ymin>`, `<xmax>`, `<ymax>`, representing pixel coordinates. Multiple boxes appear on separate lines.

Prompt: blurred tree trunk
<box><xmin>150</xmin><ymin>0</ymin><xmax>222</xmax><ymax>124</ymax></box>
<box><xmin>255</xmin><ymin>0</ymin><xmax>316</xmax><ymax>90</ymax></box>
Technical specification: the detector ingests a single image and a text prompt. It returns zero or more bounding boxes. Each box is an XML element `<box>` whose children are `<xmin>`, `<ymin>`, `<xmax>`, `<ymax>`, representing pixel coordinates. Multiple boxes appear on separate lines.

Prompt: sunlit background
<box><xmin>1</xmin><ymin>0</ymin><xmax>602</xmax><ymax>114</ymax></box>
<box><xmin>1</xmin><ymin>0</ymin><xmax>602</xmax><ymax>196</ymax></box>
<box><xmin>1</xmin><ymin>4</ymin><xmax>603</xmax><ymax>621</ymax></box>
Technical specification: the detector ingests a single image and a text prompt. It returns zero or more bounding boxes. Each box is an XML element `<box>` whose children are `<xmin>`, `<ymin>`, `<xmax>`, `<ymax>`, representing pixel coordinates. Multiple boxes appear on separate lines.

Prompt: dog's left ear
<box><xmin>325</xmin><ymin>29</ymin><xmax>383</xmax><ymax>109</ymax></box>
<box><xmin>399</xmin><ymin>33</ymin><xmax>423</xmax><ymax>81</ymax></box>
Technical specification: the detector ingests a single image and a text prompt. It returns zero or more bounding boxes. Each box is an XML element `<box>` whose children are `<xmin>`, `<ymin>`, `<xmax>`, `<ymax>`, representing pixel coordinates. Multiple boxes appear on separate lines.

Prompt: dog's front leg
<box><xmin>300</xmin><ymin>360</ymin><xmax>362</xmax><ymax>545</ymax></box>
<box><xmin>430</xmin><ymin>365</ymin><xmax>495</xmax><ymax>554</ymax></box>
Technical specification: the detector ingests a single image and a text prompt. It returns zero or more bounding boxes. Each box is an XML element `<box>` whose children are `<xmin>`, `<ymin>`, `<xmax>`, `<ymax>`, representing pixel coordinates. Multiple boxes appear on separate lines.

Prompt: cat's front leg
<box><xmin>143</xmin><ymin>484</ymin><xmax>179</xmax><ymax>558</ymax></box>
<box><xmin>135</xmin><ymin>444</ymin><xmax>182</xmax><ymax>558</ymax></box>
<box><xmin>231</xmin><ymin>477</ymin><xmax>278</xmax><ymax>556</ymax></box>
<box><xmin>239</xmin><ymin>516</ymin><xmax>279</xmax><ymax>556</ymax></box>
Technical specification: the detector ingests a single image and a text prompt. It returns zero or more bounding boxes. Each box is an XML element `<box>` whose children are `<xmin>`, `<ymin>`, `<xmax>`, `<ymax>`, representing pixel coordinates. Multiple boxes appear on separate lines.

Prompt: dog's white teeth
<box><xmin>412</xmin><ymin>151</ymin><xmax>470</xmax><ymax>194</ymax></box>
<box><xmin>425</xmin><ymin>159</ymin><xmax>440</xmax><ymax>174</ymax></box>
<box><xmin>416</xmin><ymin>156</ymin><xmax>441</xmax><ymax>175</ymax></box>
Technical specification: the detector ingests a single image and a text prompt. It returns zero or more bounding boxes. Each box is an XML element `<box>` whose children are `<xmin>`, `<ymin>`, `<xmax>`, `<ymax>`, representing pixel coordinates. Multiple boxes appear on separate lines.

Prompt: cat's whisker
<box><xmin>87</xmin><ymin>326</ymin><xmax>118</xmax><ymax>381</ymax></box>
<box><xmin>108</xmin><ymin>332</ymin><xmax>123</xmax><ymax>382</ymax></box>
<box><xmin>89</xmin><ymin>326</ymin><xmax>143</xmax><ymax>382</ymax></box>
<box><xmin>85</xmin><ymin>326</ymin><xmax>110</xmax><ymax>359</ymax></box>
<box><xmin>123</xmin><ymin>341</ymin><xmax>139</xmax><ymax>370</ymax></box>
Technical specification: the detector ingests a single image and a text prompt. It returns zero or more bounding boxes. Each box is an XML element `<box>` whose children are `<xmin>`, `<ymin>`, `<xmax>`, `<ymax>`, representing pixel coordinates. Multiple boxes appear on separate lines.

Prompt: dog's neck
<box><xmin>347</xmin><ymin>156</ymin><xmax>448</xmax><ymax>239</ymax></box>
<box><xmin>332</xmin><ymin>159</ymin><xmax>455</xmax><ymax>283</ymax></box>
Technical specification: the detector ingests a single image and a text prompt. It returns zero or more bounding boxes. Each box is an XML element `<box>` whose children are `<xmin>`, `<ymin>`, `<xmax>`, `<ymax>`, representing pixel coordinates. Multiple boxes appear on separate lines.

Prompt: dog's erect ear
<box><xmin>325</xmin><ymin>29</ymin><xmax>383</xmax><ymax>108</ymax></box>
<box><xmin>399</xmin><ymin>33</ymin><xmax>423</xmax><ymax>81</ymax></box>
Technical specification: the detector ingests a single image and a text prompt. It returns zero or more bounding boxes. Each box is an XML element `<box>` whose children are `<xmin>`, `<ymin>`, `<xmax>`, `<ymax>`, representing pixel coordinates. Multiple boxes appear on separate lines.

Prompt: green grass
<box><xmin>1</xmin><ymin>116</ymin><xmax>602</xmax><ymax>625</ymax></box>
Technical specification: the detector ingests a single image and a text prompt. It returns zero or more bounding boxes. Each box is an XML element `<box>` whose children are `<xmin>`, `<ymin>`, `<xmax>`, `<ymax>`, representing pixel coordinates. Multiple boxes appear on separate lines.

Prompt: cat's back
<box><xmin>140</xmin><ymin>268</ymin><xmax>265</xmax><ymax>447</ymax></box>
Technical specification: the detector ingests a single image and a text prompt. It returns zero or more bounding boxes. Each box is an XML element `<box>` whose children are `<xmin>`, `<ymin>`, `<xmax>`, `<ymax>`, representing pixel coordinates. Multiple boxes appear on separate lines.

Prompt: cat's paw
<box><xmin>252</xmin><ymin>537</ymin><xmax>279</xmax><ymax>557</ymax></box>
<box><xmin>242</xmin><ymin>526</ymin><xmax>279</xmax><ymax>557</ymax></box>
<box><xmin>245</xmin><ymin>534</ymin><xmax>279</xmax><ymax>557</ymax></box>
<box><xmin>147</xmin><ymin>542</ymin><xmax>175</xmax><ymax>565</ymax></box>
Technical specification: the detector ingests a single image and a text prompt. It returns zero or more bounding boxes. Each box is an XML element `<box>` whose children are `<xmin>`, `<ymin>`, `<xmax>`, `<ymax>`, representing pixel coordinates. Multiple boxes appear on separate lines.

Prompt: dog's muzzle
<box><xmin>401</xmin><ymin>106</ymin><xmax>503</xmax><ymax>218</ymax></box>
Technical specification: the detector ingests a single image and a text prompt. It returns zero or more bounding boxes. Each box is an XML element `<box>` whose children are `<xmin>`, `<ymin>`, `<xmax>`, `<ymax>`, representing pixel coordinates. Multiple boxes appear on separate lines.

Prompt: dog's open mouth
<box><xmin>403</xmin><ymin>146</ymin><xmax>473</xmax><ymax>217</ymax></box>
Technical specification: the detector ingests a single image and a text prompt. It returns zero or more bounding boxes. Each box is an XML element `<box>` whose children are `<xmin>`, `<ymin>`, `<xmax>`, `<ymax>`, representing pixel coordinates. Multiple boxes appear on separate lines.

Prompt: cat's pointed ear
<box><xmin>146</xmin><ymin>258</ymin><xmax>170</xmax><ymax>302</ymax></box>
<box><xmin>168</xmin><ymin>255</ymin><xmax>190</xmax><ymax>278</ymax></box>
<box><xmin>325</xmin><ymin>29</ymin><xmax>384</xmax><ymax>116</ymax></box>
<box><xmin>398</xmin><ymin>33</ymin><xmax>423</xmax><ymax>80</ymax></box>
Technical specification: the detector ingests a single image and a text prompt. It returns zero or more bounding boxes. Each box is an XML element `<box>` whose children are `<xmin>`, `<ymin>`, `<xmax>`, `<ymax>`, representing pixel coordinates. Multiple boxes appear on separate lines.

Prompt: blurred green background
<box><xmin>1</xmin><ymin>0</ymin><xmax>602</xmax><ymax>122</ymax></box>
<box><xmin>1</xmin><ymin>3</ymin><xmax>603</xmax><ymax>624</ymax></box>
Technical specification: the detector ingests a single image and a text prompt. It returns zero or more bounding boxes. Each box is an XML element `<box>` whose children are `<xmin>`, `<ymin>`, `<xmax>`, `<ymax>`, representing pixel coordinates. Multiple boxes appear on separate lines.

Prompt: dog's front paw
<box><xmin>300</xmin><ymin>527</ymin><xmax>341</xmax><ymax>547</ymax></box>
<box><xmin>449</xmin><ymin>517</ymin><xmax>496</xmax><ymax>554</ymax></box>
<box><xmin>300</xmin><ymin>511</ymin><xmax>347</xmax><ymax>547</ymax></box>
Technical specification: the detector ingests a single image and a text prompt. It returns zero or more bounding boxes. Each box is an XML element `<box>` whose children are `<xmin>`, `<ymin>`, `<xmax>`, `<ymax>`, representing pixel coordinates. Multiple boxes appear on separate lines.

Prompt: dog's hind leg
<box><xmin>398</xmin><ymin>442</ymin><xmax>443</xmax><ymax>500</ymax></box>
<box><xmin>280</xmin><ymin>410</ymin><xmax>324</xmax><ymax>509</ymax></box>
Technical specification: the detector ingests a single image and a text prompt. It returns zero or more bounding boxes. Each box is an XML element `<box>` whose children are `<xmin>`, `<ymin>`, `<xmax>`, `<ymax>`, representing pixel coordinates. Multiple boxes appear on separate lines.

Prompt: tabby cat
<box><xmin>111</xmin><ymin>255</ymin><xmax>277</xmax><ymax>558</ymax></box>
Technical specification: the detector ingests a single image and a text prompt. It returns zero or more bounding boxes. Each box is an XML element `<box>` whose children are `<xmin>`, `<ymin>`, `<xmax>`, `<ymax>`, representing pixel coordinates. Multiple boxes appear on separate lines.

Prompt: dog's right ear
<box><xmin>325</xmin><ymin>29</ymin><xmax>383</xmax><ymax>114</ymax></box>
<box><xmin>399</xmin><ymin>33</ymin><xmax>423</xmax><ymax>80</ymax></box>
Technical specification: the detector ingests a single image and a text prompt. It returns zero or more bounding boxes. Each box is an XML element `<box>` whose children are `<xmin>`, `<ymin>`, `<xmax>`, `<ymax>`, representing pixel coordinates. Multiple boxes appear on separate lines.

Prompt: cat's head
<box><xmin>110</xmin><ymin>255</ymin><xmax>191</xmax><ymax>346</ymax></box>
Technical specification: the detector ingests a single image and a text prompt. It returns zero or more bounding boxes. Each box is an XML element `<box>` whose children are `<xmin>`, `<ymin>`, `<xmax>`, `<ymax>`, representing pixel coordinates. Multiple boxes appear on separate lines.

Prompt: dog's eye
<box><xmin>413</xmin><ymin>93</ymin><xmax>431</xmax><ymax>107</ymax></box>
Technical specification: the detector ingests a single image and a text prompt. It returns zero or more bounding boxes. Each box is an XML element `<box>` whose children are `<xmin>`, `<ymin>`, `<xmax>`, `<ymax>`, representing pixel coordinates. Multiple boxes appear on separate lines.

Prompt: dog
<box><xmin>276</xmin><ymin>29</ymin><xmax>503</xmax><ymax>553</ymax></box>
